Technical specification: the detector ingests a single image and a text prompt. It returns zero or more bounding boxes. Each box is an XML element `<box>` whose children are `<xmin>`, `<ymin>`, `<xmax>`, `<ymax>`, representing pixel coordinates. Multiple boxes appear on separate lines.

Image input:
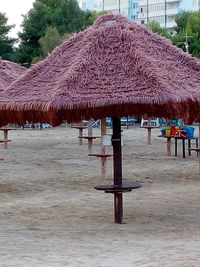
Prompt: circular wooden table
<box><xmin>158</xmin><ymin>135</ymin><xmax>174</xmax><ymax>156</ymax></box>
<box><xmin>89</xmin><ymin>153</ymin><xmax>113</xmax><ymax>177</ymax></box>
<box><xmin>71</xmin><ymin>126</ymin><xmax>87</xmax><ymax>145</ymax></box>
<box><xmin>0</xmin><ymin>128</ymin><xmax>17</xmax><ymax>149</ymax></box>
<box><xmin>143</xmin><ymin>126</ymin><xmax>159</xmax><ymax>145</ymax></box>
<box><xmin>79</xmin><ymin>136</ymin><xmax>101</xmax><ymax>153</ymax></box>
<box><xmin>94</xmin><ymin>183</ymin><xmax>141</xmax><ymax>193</ymax></box>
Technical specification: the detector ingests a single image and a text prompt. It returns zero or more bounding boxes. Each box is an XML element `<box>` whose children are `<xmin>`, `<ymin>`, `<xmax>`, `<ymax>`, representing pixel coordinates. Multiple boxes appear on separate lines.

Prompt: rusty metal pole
<box><xmin>112</xmin><ymin>117</ymin><xmax>123</xmax><ymax>224</ymax></box>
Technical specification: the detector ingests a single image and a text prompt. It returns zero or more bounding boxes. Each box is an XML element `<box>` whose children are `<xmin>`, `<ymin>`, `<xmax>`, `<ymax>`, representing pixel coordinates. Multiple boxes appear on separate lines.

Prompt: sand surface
<box><xmin>0</xmin><ymin>125</ymin><xmax>200</xmax><ymax>267</ymax></box>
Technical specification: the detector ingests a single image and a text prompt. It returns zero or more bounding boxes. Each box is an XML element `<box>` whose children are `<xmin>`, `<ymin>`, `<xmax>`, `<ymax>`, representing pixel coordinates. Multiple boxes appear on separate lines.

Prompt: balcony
<box><xmin>138</xmin><ymin>0</ymin><xmax>180</xmax><ymax>7</ymax></box>
<box><xmin>166</xmin><ymin>8</ymin><xmax>179</xmax><ymax>15</ymax></box>
<box><xmin>160</xmin><ymin>21</ymin><xmax>177</xmax><ymax>28</ymax></box>
<box><xmin>166</xmin><ymin>0</ymin><xmax>180</xmax><ymax>2</ymax></box>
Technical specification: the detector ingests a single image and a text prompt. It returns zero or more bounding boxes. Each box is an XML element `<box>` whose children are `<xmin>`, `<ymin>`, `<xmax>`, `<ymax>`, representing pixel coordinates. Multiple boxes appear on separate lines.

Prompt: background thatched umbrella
<box><xmin>0</xmin><ymin>58</ymin><xmax>26</xmax><ymax>149</ymax></box>
<box><xmin>0</xmin><ymin>58</ymin><xmax>26</xmax><ymax>92</ymax></box>
<box><xmin>0</xmin><ymin>14</ymin><xmax>200</xmax><ymax>223</ymax></box>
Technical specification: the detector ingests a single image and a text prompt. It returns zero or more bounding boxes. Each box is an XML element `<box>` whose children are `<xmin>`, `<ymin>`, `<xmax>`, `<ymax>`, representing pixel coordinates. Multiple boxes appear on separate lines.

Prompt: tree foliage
<box><xmin>14</xmin><ymin>0</ymin><xmax>104</xmax><ymax>66</ymax></box>
<box><xmin>10</xmin><ymin>1</ymin><xmax>200</xmax><ymax>65</ymax></box>
<box><xmin>84</xmin><ymin>10</ymin><xmax>108</xmax><ymax>28</ymax></box>
<box><xmin>174</xmin><ymin>11</ymin><xmax>192</xmax><ymax>33</ymax></box>
<box><xmin>173</xmin><ymin>11</ymin><xmax>200</xmax><ymax>58</ymax></box>
<box><xmin>146</xmin><ymin>12</ymin><xmax>200</xmax><ymax>58</ymax></box>
<box><xmin>0</xmin><ymin>12</ymin><xmax>15</xmax><ymax>60</ymax></box>
<box><xmin>146</xmin><ymin>21</ymin><xmax>172</xmax><ymax>40</ymax></box>
<box><xmin>32</xmin><ymin>26</ymin><xmax>73</xmax><ymax>63</ymax></box>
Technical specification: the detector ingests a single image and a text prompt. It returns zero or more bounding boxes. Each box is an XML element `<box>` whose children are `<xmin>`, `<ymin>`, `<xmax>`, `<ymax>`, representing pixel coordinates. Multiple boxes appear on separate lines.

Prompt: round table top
<box><xmin>79</xmin><ymin>136</ymin><xmax>101</xmax><ymax>140</ymax></box>
<box><xmin>143</xmin><ymin>126</ymin><xmax>158</xmax><ymax>129</ymax></box>
<box><xmin>0</xmin><ymin>139</ymin><xmax>11</xmax><ymax>143</ymax></box>
<box><xmin>88</xmin><ymin>153</ymin><xmax>113</xmax><ymax>158</ymax></box>
<box><xmin>94</xmin><ymin>183</ymin><xmax>142</xmax><ymax>192</ymax></box>
<box><xmin>71</xmin><ymin>126</ymin><xmax>87</xmax><ymax>129</ymax></box>
<box><xmin>0</xmin><ymin>128</ymin><xmax>17</xmax><ymax>131</ymax></box>
<box><xmin>188</xmin><ymin>148</ymin><xmax>200</xmax><ymax>151</ymax></box>
<box><xmin>158</xmin><ymin>135</ymin><xmax>174</xmax><ymax>138</ymax></box>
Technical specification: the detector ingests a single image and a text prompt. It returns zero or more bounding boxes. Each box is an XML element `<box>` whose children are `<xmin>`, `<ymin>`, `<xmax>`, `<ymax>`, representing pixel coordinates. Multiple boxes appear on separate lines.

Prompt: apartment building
<box><xmin>78</xmin><ymin>0</ymin><xmax>194</xmax><ymax>30</ymax></box>
<box><xmin>78</xmin><ymin>0</ymin><xmax>130</xmax><ymax>15</ymax></box>
<box><xmin>138</xmin><ymin>0</ymin><xmax>184</xmax><ymax>31</ymax></box>
<box><xmin>128</xmin><ymin>0</ymin><xmax>139</xmax><ymax>20</ymax></box>
<box><xmin>193</xmin><ymin>0</ymin><xmax>200</xmax><ymax>10</ymax></box>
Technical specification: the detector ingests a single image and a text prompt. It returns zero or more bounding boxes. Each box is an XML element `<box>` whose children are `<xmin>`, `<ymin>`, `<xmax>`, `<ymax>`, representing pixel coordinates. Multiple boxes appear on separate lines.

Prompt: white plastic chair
<box><xmin>141</xmin><ymin>118</ymin><xmax>160</xmax><ymax>127</ymax></box>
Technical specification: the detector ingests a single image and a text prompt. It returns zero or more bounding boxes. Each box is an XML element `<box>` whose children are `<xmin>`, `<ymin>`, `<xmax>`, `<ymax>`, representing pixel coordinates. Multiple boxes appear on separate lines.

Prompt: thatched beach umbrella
<box><xmin>0</xmin><ymin>58</ymin><xmax>26</xmax><ymax>92</ymax></box>
<box><xmin>0</xmin><ymin>58</ymin><xmax>26</xmax><ymax>148</ymax></box>
<box><xmin>0</xmin><ymin>14</ymin><xmax>200</xmax><ymax>223</ymax></box>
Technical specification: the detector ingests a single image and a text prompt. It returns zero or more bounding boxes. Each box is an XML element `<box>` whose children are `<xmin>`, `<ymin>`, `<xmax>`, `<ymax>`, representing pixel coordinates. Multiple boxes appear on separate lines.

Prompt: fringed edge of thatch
<box><xmin>0</xmin><ymin>99</ymin><xmax>198</xmax><ymax>127</ymax></box>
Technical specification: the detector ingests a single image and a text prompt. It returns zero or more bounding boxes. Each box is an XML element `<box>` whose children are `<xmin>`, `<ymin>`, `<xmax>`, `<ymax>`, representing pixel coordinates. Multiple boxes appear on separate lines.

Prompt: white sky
<box><xmin>0</xmin><ymin>0</ymin><xmax>35</xmax><ymax>38</ymax></box>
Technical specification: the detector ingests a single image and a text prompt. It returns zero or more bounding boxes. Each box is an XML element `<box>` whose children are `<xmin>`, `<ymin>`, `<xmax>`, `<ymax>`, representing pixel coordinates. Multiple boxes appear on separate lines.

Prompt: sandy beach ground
<box><xmin>0</xmin><ymin>125</ymin><xmax>200</xmax><ymax>267</ymax></box>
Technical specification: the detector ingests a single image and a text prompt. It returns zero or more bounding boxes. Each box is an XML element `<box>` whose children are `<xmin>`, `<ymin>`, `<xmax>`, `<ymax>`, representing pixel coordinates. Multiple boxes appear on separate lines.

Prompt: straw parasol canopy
<box><xmin>0</xmin><ymin>14</ymin><xmax>200</xmax><ymax>127</ymax></box>
<box><xmin>0</xmin><ymin>58</ymin><xmax>26</xmax><ymax>92</ymax></box>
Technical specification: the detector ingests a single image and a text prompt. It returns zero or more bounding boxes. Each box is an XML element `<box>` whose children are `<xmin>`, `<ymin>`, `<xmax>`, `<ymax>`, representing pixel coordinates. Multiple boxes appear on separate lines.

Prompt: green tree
<box><xmin>185</xmin><ymin>12</ymin><xmax>200</xmax><ymax>57</ymax></box>
<box><xmin>13</xmin><ymin>1</ymin><xmax>52</xmax><ymax>65</ymax></box>
<box><xmin>52</xmin><ymin>0</ymin><xmax>86</xmax><ymax>34</ymax></box>
<box><xmin>14</xmin><ymin>0</ymin><xmax>106</xmax><ymax>66</ymax></box>
<box><xmin>32</xmin><ymin>26</ymin><xmax>73</xmax><ymax>63</ymax></box>
<box><xmin>0</xmin><ymin>12</ymin><xmax>15</xmax><ymax>60</ymax></box>
<box><xmin>39</xmin><ymin>26</ymin><xmax>63</xmax><ymax>57</ymax></box>
<box><xmin>146</xmin><ymin>21</ymin><xmax>172</xmax><ymax>40</ymax></box>
<box><xmin>84</xmin><ymin>10</ymin><xmax>108</xmax><ymax>28</ymax></box>
<box><xmin>172</xmin><ymin>11</ymin><xmax>200</xmax><ymax>58</ymax></box>
<box><xmin>174</xmin><ymin>11</ymin><xmax>192</xmax><ymax>33</ymax></box>
<box><xmin>14</xmin><ymin>0</ymin><xmax>87</xmax><ymax>66</ymax></box>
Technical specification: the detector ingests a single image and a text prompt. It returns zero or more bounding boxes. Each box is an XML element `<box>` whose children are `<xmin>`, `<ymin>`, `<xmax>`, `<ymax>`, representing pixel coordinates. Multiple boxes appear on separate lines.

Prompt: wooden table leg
<box><xmin>175</xmin><ymin>138</ymin><xmax>177</xmax><ymax>156</ymax></box>
<box><xmin>199</xmin><ymin>153</ymin><xmax>200</xmax><ymax>174</ymax></box>
<box><xmin>101</xmin><ymin>157</ymin><xmax>107</xmax><ymax>178</ymax></box>
<box><xmin>88</xmin><ymin>139</ymin><xmax>93</xmax><ymax>154</ymax></box>
<box><xmin>167</xmin><ymin>137</ymin><xmax>172</xmax><ymax>156</ymax></box>
<box><xmin>196</xmin><ymin>139</ymin><xmax>199</xmax><ymax>157</ymax></box>
<box><xmin>147</xmin><ymin>128</ymin><xmax>151</xmax><ymax>145</ymax></box>
<box><xmin>188</xmin><ymin>139</ymin><xmax>191</xmax><ymax>156</ymax></box>
<box><xmin>4</xmin><ymin>130</ymin><xmax>8</xmax><ymax>149</ymax></box>
<box><xmin>182</xmin><ymin>139</ymin><xmax>186</xmax><ymax>158</ymax></box>
<box><xmin>79</xmin><ymin>128</ymin><xmax>83</xmax><ymax>145</ymax></box>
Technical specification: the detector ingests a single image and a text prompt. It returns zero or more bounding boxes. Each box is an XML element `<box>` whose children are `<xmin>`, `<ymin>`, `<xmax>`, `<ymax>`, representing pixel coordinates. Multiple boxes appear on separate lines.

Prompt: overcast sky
<box><xmin>0</xmin><ymin>0</ymin><xmax>35</xmax><ymax>38</ymax></box>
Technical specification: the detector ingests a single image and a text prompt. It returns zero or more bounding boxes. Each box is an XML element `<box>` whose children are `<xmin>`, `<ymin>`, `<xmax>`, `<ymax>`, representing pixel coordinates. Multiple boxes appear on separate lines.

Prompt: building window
<box><xmin>140</xmin><ymin>6</ymin><xmax>146</xmax><ymax>13</ymax></box>
<box><xmin>149</xmin><ymin>16</ymin><xmax>165</xmax><ymax>24</ymax></box>
<box><xmin>82</xmin><ymin>2</ymin><xmax>86</xmax><ymax>10</ymax></box>
<box><xmin>141</xmin><ymin>20</ymin><xmax>145</xmax><ymax>24</ymax></box>
<box><xmin>148</xmin><ymin>3</ymin><xmax>165</xmax><ymax>12</ymax></box>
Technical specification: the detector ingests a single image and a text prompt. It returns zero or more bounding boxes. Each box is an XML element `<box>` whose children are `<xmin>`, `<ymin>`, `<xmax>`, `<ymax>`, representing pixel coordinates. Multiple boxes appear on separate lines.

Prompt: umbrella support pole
<box><xmin>112</xmin><ymin>117</ymin><xmax>123</xmax><ymax>224</ymax></box>
<box><xmin>114</xmin><ymin>192</ymin><xmax>123</xmax><ymax>223</ymax></box>
<box><xmin>94</xmin><ymin>118</ymin><xmax>141</xmax><ymax>224</ymax></box>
